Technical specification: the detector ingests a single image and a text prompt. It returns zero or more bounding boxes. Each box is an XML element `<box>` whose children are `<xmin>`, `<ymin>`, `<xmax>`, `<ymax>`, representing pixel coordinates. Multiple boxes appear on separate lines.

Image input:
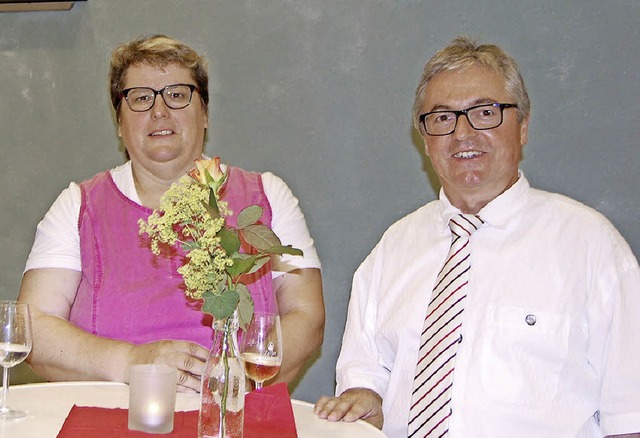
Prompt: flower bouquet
<box><xmin>139</xmin><ymin>157</ymin><xmax>302</xmax><ymax>437</ymax></box>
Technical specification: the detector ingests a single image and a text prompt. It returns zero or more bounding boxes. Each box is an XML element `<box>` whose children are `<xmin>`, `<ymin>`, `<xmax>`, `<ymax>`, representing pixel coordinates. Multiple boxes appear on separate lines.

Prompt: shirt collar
<box><xmin>436</xmin><ymin>170</ymin><xmax>530</xmax><ymax>231</ymax></box>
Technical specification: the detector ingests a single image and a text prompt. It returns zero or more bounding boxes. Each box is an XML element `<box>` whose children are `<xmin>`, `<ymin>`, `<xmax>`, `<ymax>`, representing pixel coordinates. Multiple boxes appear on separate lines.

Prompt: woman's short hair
<box><xmin>412</xmin><ymin>36</ymin><xmax>530</xmax><ymax>128</ymax></box>
<box><xmin>109</xmin><ymin>34</ymin><xmax>209</xmax><ymax>117</ymax></box>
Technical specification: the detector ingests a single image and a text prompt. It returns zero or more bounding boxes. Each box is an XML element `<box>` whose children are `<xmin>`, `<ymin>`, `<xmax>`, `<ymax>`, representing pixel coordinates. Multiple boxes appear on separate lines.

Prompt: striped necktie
<box><xmin>408</xmin><ymin>213</ymin><xmax>484</xmax><ymax>437</ymax></box>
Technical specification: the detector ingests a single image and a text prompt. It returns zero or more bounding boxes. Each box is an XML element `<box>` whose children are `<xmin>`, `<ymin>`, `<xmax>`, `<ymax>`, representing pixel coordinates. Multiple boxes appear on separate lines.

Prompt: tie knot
<box><xmin>449</xmin><ymin>213</ymin><xmax>483</xmax><ymax>238</ymax></box>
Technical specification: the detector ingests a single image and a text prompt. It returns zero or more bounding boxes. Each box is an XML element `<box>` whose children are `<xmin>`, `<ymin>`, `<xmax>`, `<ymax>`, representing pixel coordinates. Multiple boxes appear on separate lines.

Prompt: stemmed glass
<box><xmin>240</xmin><ymin>313</ymin><xmax>282</xmax><ymax>390</ymax></box>
<box><xmin>0</xmin><ymin>301</ymin><xmax>32</xmax><ymax>420</ymax></box>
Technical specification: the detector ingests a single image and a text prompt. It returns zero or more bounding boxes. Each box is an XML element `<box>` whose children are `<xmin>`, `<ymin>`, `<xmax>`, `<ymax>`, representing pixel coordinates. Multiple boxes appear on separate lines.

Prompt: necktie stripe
<box><xmin>410</xmin><ymin>390</ymin><xmax>451</xmax><ymax>427</ymax></box>
<box><xmin>416</xmin><ymin>335</ymin><xmax>459</xmax><ymax>377</ymax></box>
<box><xmin>414</xmin><ymin>350</ymin><xmax>456</xmax><ymax>393</ymax></box>
<box><xmin>426</xmin><ymin>286</ymin><xmax>466</xmax><ymax>324</ymax></box>
<box><xmin>414</xmin><ymin>343</ymin><xmax>458</xmax><ymax>388</ymax></box>
<box><xmin>423</xmin><ymin>303</ymin><xmax>465</xmax><ymax>342</ymax></box>
<box><xmin>410</xmin><ymin>399</ymin><xmax>452</xmax><ymax>437</ymax></box>
<box><xmin>442</xmin><ymin>240</ymin><xmax>468</xmax><ymax>266</ymax></box>
<box><xmin>409</xmin><ymin>213</ymin><xmax>482</xmax><ymax>437</ymax></box>
<box><xmin>451</xmin><ymin>218</ymin><xmax>471</xmax><ymax>234</ymax></box>
<box><xmin>458</xmin><ymin>214</ymin><xmax>483</xmax><ymax>230</ymax></box>
<box><xmin>410</xmin><ymin>371</ymin><xmax>454</xmax><ymax>411</ymax></box>
<box><xmin>432</xmin><ymin>254</ymin><xmax>470</xmax><ymax>294</ymax></box>
<box><xmin>420</xmin><ymin>329</ymin><xmax>461</xmax><ymax>368</ymax></box>
<box><xmin>440</xmin><ymin>239</ymin><xmax>468</xmax><ymax>268</ymax></box>
<box><xmin>417</xmin><ymin>324</ymin><xmax>462</xmax><ymax>365</ymax></box>
<box><xmin>453</xmin><ymin>215</ymin><xmax>482</xmax><ymax>233</ymax></box>
<box><xmin>432</xmin><ymin>267</ymin><xmax>469</xmax><ymax>302</ymax></box>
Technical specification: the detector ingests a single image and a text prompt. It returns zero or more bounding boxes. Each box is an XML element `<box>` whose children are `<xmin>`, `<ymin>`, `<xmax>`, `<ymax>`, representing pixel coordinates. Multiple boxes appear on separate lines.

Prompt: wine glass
<box><xmin>240</xmin><ymin>313</ymin><xmax>282</xmax><ymax>390</ymax></box>
<box><xmin>0</xmin><ymin>301</ymin><xmax>32</xmax><ymax>420</ymax></box>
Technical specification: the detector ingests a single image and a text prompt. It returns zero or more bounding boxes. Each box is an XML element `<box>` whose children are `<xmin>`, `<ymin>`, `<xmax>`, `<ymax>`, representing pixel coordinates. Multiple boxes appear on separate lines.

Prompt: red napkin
<box><xmin>57</xmin><ymin>383</ymin><xmax>297</xmax><ymax>438</ymax></box>
<box><xmin>244</xmin><ymin>382</ymin><xmax>297</xmax><ymax>438</ymax></box>
<box><xmin>56</xmin><ymin>408</ymin><xmax>197</xmax><ymax>438</ymax></box>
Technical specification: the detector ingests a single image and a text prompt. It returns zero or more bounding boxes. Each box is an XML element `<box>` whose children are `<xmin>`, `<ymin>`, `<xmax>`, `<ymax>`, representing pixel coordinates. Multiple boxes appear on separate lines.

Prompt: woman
<box><xmin>18</xmin><ymin>35</ymin><xmax>324</xmax><ymax>392</ymax></box>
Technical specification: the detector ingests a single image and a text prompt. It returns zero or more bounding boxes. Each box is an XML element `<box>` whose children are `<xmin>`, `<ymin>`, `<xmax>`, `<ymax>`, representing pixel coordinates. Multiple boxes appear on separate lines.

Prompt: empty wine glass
<box><xmin>0</xmin><ymin>301</ymin><xmax>32</xmax><ymax>420</ymax></box>
<box><xmin>240</xmin><ymin>313</ymin><xmax>282</xmax><ymax>390</ymax></box>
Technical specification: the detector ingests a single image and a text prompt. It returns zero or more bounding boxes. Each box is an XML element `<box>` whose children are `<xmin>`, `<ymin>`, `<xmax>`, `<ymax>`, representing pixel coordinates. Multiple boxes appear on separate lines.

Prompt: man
<box><xmin>315</xmin><ymin>36</ymin><xmax>640</xmax><ymax>438</ymax></box>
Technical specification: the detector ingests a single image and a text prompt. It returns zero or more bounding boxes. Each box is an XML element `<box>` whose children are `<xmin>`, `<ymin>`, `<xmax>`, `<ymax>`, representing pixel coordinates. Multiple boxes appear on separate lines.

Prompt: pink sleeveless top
<box><xmin>69</xmin><ymin>166</ymin><xmax>274</xmax><ymax>348</ymax></box>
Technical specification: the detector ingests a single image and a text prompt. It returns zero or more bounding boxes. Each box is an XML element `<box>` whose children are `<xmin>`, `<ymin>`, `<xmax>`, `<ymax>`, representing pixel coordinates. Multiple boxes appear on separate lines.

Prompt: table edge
<box><xmin>13</xmin><ymin>381</ymin><xmax>386</xmax><ymax>436</ymax></box>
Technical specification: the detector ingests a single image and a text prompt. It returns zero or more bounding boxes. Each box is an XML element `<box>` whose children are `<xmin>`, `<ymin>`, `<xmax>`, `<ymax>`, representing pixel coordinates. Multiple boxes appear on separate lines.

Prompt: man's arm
<box><xmin>18</xmin><ymin>268</ymin><xmax>209</xmax><ymax>392</ymax></box>
<box><xmin>272</xmin><ymin>267</ymin><xmax>324</xmax><ymax>386</ymax></box>
<box><xmin>314</xmin><ymin>387</ymin><xmax>384</xmax><ymax>429</ymax></box>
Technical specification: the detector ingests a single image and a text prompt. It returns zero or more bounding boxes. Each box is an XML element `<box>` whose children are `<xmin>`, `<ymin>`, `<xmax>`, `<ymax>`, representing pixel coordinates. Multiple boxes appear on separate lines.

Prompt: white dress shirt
<box><xmin>25</xmin><ymin>161</ymin><xmax>321</xmax><ymax>275</ymax></box>
<box><xmin>336</xmin><ymin>172</ymin><xmax>640</xmax><ymax>438</ymax></box>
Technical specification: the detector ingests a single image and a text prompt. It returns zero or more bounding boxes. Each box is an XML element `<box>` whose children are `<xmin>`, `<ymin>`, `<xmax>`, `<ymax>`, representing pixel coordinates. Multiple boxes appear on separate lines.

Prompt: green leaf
<box><xmin>240</xmin><ymin>224</ymin><xmax>281</xmax><ymax>251</ymax></box>
<box><xmin>204</xmin><ymin>169</ymin><xmax>215</xmax><ymax>186</ymax></box>
<box><xmin>247</xmin><ymin>256</ymin><xmax>270</xmax><ymax>274</ymax></box>
<box><xmin>202</xmin><ymin>197</ymin><xmax>220</xmax><ymax>220</ymax></box>
<box><xmin>205</xmin><ymin>168</ymin><xmax>227</xmax><ymax>193</ymax></box>
<box><xmin>265</xmin><ymin>245</ymin><xmax>304</xmax><ymax>257</ymax></box>
<box><xmin>226</xmin><ymin>253</ymin><xmax>258</xmax><ymax>278</ymax></box>
<box><xmin>218</xmin><ymin>227</ymin><xmax>240</xmax><ymax>255</ymax></box>
<box><xmin>207</xmin><ymin>274</ymin><xmax>227</xmax><ymax>292</ymax></box>
<box><xmin>237</xmin><ymin>205</ymin><xmax>263</xmax><ymax>229</ymax></box>
<box><xmin>236</xmin><ymin>283</ymin><xmax>254</xmax><ymax>329</ymax></box>
<box><xmin>207</xmin><ymin>187</ymin><xmax>221</xmax><ymax>217</ymax></box>
<box><xmin>201</xmin><ymin>289</ymin><xmax>239</xmax><ymax>320</ymax></box>
<box><xmin>181</xmin><ymin>241</ymin><xmax>200</xmax><ymax>252</ymax></box>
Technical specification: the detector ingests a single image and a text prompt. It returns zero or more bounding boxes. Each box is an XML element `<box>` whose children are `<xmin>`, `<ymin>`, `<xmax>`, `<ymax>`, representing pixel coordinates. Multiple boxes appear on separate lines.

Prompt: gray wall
<box><xmin>1</xmin><ymin>1</ymin><xmax>638</xmax><ymax>401</ymax></box>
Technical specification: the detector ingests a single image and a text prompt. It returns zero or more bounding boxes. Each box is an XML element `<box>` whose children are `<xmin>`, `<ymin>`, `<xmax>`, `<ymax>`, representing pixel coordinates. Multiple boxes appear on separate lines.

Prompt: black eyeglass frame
<box><xmin>419</xmin><ymin>103</ymin><xmax>519</xmax><ymax>136</ymax></box>
<box><xmin>121</xmin><ymin>83</ymin><xmax>198</xmax><ymax>112</ymax></box>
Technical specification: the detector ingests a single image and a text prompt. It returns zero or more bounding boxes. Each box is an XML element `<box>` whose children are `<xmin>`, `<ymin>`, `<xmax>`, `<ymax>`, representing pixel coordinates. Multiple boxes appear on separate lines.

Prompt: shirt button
<box><xmin>525</xmin><ymin>314</ymin><xmax>537</xmax><ymax>326</ymax></box>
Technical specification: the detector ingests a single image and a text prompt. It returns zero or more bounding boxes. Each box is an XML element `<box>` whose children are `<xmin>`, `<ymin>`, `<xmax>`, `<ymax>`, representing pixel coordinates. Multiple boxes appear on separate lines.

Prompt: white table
<box><xmin>0</xmin><ymin>381</ymin><xmax>386</xmax><ymax>437</ymax></box>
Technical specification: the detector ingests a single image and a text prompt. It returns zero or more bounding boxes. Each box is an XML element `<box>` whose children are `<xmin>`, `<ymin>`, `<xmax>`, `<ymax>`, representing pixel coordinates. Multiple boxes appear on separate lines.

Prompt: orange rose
<box><xmin>188</xmin><ymin>157</ymin><xmax>226</xmax><ymax>188</ymax></box>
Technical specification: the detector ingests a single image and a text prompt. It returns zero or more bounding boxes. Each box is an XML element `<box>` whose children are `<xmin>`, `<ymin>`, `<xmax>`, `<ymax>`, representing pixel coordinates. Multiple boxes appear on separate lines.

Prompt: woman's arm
<box><xmin>272</xmin><ymin>267</ymin><xmax>324</xmax><ymax>387</ymax></box>
<box><xmin>18</xmin><ymin>268</ymin><xmax>209</xmax><ymax>391</ymax></box>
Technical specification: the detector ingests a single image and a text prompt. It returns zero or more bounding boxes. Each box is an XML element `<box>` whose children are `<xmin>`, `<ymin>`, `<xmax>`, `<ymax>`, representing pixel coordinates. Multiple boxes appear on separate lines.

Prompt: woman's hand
<box><xmin>127</xmin><ymin>340</ymin><xmax>209</xmax><ymax>392</ymax></box>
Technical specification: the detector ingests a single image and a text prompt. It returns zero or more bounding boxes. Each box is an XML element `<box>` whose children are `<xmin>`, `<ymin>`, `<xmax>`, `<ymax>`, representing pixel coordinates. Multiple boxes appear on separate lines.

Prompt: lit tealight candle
<box><xmin>144</xmin><ymin>401</ymin><xmax>164</xmax><ymax>427</ymax></box>
<box><xmin>128</xmin><ymin>364</ymin><xmax>177</xmax><ymax>434</ymax></box>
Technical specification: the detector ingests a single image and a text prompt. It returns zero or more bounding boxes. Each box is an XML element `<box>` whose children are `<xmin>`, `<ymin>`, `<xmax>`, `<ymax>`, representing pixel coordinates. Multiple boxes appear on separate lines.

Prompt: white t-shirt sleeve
<box><xmin>261</xmin><ymin>172</ymin><xmax>322</xmax><ymax>275</ymax></box>
<box><xmin>24</xmin><ymin>182</ymin><xmax>82</xmax><ymax>272</ymax></box>
<box><xmin>24</xmin><ymin>163</ymin><xmax>137</xmax><ymax>274</ymax></box>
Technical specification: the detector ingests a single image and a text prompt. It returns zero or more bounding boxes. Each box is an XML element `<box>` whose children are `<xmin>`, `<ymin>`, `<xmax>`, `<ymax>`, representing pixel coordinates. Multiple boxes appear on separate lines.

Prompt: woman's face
<box><xmin>117</xmin><ymin>63</ymin><xmax>208</xmax><ymax>178</ymax></box>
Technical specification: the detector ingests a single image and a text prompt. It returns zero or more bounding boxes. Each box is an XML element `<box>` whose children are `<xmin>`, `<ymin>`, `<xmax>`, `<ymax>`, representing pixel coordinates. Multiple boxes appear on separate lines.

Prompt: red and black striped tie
<box><xmin>408</xmin><ymin>213</ymin><xmax>484</xmax><ymax>437</ymax></box>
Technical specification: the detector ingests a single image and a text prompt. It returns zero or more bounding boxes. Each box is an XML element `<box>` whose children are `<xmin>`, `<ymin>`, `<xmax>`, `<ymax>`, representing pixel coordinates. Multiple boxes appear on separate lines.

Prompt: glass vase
<box><xmin>198</xmin><ymin>314</ymin><xmax>246</xmax><ymax>438</ymax></box>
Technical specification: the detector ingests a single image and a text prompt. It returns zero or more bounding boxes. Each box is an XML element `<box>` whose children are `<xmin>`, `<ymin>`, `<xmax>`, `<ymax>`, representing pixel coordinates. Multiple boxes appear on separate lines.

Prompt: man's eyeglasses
<box><xmin>419</xmin><ymin>103</ymin><xmax>519</xmax><ymax>136</ymax></box>
<box><xmin>121</xmin><ymin>84</ymin><xmax>198</xmax><ymax>112</ymax></box>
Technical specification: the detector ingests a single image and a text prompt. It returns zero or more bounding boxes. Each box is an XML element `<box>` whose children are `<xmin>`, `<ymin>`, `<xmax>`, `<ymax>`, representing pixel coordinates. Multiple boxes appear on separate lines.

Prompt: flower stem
<box><xmin>219</xmin><ymin>317</ymin><xmax>231</xmax><ymax>437</ymax></box>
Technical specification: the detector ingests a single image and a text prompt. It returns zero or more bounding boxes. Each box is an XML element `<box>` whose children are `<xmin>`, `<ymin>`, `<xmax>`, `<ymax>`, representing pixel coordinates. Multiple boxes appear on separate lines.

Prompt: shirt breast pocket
<box><xmin>477</xmin><ymin>305</ymin><xmax>571</xmax><ymax>405</ymax></box>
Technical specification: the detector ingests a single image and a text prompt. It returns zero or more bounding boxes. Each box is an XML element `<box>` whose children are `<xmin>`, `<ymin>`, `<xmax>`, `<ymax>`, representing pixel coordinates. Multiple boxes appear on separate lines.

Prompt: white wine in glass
<box><xmin>0</xmin><ymin>301</ymin><xmax>32</xmax><ymax>420</ymax></box>
<box><xmin>241</xmin><ymin>313</ymin><xmax>282</xmax><ymax>390</ymax></box>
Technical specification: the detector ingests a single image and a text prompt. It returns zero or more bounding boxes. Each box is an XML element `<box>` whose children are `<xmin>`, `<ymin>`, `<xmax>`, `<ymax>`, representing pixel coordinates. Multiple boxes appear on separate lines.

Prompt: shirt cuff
<box><xmin>600</xmin><ymin>411</ymin><xmax>640</xmax><ymax>436</ymax></box>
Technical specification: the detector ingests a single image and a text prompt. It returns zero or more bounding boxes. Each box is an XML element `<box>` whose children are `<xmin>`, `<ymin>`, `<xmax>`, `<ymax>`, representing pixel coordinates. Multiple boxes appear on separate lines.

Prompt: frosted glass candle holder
<box><xmin>128</xmin><ymin>364</ymin><xmax>177</xmax><ymax>434</ymax></box>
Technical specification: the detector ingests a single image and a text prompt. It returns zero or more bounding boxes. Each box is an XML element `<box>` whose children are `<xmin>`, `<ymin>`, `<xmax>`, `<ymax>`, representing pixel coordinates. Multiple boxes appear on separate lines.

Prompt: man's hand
<box><xmin>314</xmin><ymin>387</ymin><xmax>384</xmax><ymax>430</ymax></box>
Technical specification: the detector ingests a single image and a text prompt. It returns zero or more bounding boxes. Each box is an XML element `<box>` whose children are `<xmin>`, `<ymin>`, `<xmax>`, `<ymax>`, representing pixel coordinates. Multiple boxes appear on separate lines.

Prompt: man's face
<box><xmin>419</xmin><ymin>64</ymin><xmax>529</xmax><ymax>212</ymax></box>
